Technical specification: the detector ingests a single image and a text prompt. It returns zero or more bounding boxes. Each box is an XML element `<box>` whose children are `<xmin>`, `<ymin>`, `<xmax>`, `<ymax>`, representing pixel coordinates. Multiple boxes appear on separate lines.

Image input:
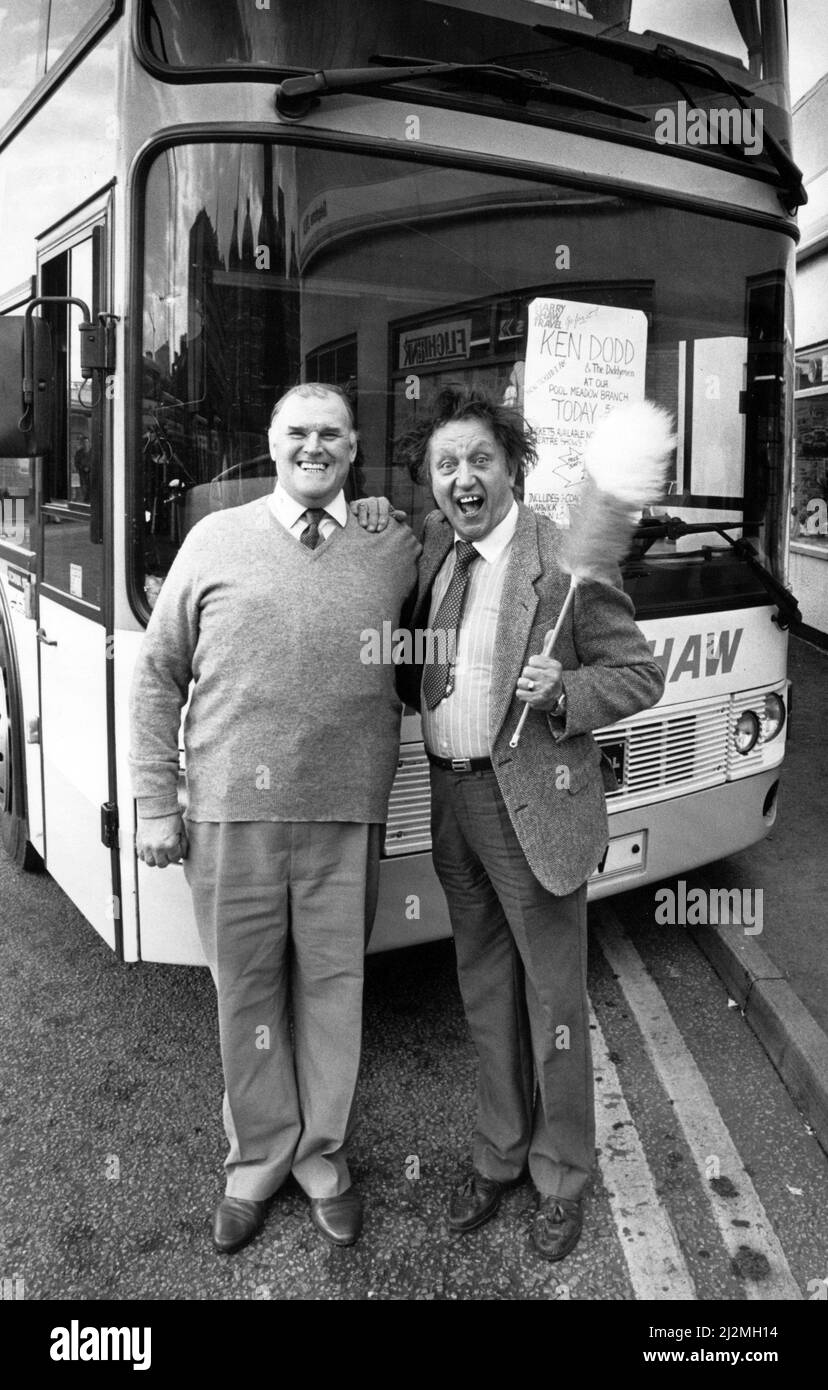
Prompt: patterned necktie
<box><xmin>421</xmin><ymin>540</ymin><xmax>479</xmax><ymax>710</ymax></box>
<box><xmin>300</xmin><ymin>507</ymin><xmax>325</xmax><ymax>549</ymax></box>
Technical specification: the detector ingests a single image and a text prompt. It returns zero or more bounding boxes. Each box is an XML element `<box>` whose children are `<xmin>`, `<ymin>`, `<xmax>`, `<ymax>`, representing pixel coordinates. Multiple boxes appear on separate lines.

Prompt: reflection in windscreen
<box><xmin>627</xmin><ymin>0</ymin><xmax>752</xmax><ymax>60</ymax></box>
<box><xmin>140</xmin><ymin>0</ymin><xmax>787</xmax><ymax>109</ymax></box>
<box><xmin>523</xmin><ymin>0</ymin><xmax>762</xmax><ymax>66</ymax></box>
<box><xmin>138</xmin><ymin>142</ymin><xmax>790</xmax><ymax>616</ymax></box>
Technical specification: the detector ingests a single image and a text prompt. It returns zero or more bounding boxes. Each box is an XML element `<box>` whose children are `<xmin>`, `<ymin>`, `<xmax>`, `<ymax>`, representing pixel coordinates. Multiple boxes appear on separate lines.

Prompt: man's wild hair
<box><xmin>395</xmin><ymin>386</ymin><xmax>538</xmax><ymax>486</ymax></box>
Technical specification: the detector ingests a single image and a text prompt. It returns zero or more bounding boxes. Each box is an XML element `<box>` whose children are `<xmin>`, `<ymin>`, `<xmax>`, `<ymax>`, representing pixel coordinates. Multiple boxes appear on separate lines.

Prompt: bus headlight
<box><xmin>733</xmin><ymin>710</ymin><xmax>760</xmax><ymax>754</ymax></box>
<box><xmin>760</xmin><ymin>692</ymin><xmax>786</xmax><ymax>741</ymax></box>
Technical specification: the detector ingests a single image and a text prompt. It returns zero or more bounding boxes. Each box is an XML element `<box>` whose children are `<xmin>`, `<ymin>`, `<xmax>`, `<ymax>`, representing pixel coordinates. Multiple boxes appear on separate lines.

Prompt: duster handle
<box><xmin>508</xmin><ymin>577</ymin><xmax>578</xmax><ymax>750</ymax></box>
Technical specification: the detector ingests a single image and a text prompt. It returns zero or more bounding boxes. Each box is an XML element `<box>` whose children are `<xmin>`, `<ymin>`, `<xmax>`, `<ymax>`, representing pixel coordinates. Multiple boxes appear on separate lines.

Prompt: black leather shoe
<box><xmin>212</xmin><ymin>1196</ymin><xmax>267</xmax><ymax>1254</ymax></box>
<box><xmin>310</xmin><ymin>1189</ymin><xmax>363</xmax><ymax>1246</ymax></box>
<box><xmin>448</xmin><ymin>1170</ymin><xmax>509</xmax><ymax>1233</ymax></box>
<box><xmin>531</xmin><ymin>1195</ymin><xmax>584</xmax><ymax>1262</ymax></box>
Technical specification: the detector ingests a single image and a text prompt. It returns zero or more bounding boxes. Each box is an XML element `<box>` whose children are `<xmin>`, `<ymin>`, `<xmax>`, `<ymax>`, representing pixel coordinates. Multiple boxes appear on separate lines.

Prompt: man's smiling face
<box><xmin>427</xmin><ymin>418</ymin><xmax>517</xmax><ymax>541</ymax></box>
<box><xmin>268</xmin><ymin>391</ymin><xmax>357</xmax><ymax>507</ymax></box>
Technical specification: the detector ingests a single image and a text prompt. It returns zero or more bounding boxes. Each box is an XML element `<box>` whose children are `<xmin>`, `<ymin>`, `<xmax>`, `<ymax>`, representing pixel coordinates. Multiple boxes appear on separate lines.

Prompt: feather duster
<box><xmin>509</xmin><ymin>400</ymin><xmax>675</xmax><ymax>749</ymax></box>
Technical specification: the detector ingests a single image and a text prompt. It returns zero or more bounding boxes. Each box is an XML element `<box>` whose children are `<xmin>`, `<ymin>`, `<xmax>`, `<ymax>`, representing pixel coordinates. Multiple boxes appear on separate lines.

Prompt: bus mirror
<box><xmin>0</xmin><ymin>315</ymin><xmax>53</xmax><ymax>457</ymax></box>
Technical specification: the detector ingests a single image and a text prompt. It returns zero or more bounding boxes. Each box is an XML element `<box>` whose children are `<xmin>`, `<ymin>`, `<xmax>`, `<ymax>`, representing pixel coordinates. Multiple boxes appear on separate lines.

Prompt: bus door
<box><xmin>35</xmin><ymin>208</ymin><xmax>120</xmax><ymax>951</ymax></box>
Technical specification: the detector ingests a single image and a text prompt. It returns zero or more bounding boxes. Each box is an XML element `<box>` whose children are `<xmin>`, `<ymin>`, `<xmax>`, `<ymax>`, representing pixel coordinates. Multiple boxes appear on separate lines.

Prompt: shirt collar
<box><xmin>454</xmin><ymin>499</ymin><xmax>519</xmax><ymax>563</ymax></box>
<box><xmin>271</xmin><ymin>481</ymin><xmax>348</xmax><ymax>529</ymax></box>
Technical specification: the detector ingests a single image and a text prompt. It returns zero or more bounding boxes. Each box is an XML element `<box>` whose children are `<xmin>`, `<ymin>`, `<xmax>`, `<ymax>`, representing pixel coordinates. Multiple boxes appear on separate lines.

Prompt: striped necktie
<box><xmin>421</xmin><ymin>540</ymin><xmax>479</xmax><ymax>710</ymax></box>
<box><xmin>300</xmin><ymin>508</ymin><xmax>325</xmax><ymax>549</ymax></box>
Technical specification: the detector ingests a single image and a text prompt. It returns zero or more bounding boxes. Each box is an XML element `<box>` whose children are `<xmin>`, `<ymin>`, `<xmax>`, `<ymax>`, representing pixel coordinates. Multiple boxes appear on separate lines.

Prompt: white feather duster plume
<box><xmin>582</xmin><ymin>400</ymin><xmax>676</xmax><ymax>511</ymax></box>
<box><xmin>561</xmin><ymin>401</ymin><xmax>676</xmax><ymax>583</ymax></box>
<box><xmin>509</xmin><ymin>400</ymin><xmax>675</xmax><ymax>748</ymax></box>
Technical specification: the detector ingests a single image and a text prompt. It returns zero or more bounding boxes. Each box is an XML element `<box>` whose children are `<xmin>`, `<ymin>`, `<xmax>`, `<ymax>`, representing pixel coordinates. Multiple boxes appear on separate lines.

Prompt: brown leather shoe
<box><xmin>531</xmin><ymin>1195</ymin><xmax>584</xmax><ymax>1262</ymax></box>
<box><xmin>212</xmin><ymin>1196</ymin><xmax>267</xmax><ymax>1254</ymax></box>
<box><xmin>448</xmin><ymin>1170</ymin><xmax>509</xmax><ymax>1233</ymax></box>
<box><xmin>310</xmin><ymin>1189</ymin><xmax>363</xmax><ymax>1246</ymax></box>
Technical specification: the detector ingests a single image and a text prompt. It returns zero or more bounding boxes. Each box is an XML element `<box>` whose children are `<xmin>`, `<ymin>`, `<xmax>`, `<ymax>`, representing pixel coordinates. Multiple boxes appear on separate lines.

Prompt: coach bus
<box><xmin>0</xmin><ymin>0</ymin><xmax>800</xmax><ymax>963</ymax></box>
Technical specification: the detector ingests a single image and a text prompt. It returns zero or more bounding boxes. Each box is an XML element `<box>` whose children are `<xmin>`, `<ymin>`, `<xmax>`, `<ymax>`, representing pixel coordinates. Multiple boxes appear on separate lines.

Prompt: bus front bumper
<box><xmin>369</xmin><ymin>769</ymin><xmax>783</xmax><ymax>949</ymax></box>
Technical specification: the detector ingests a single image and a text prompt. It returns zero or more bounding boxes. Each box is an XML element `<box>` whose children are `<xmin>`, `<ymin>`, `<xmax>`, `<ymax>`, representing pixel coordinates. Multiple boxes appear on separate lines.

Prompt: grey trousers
<box><xmin>184</xmin><ymin>820</ymin><xmax>380</xmax><ymax>1201</ymax></box>
<box><xmin>430</xmin><ymin>766</ymin><xmax>594</xmax><ymax>1201</ymax></box>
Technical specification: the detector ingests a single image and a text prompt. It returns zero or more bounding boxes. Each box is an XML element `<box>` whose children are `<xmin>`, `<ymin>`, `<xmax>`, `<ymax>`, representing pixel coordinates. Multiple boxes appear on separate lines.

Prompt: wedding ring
<box><xmin>526</xmin><ymin>679</ymin><xmax>535</xmax><ymax>691</ymax></box>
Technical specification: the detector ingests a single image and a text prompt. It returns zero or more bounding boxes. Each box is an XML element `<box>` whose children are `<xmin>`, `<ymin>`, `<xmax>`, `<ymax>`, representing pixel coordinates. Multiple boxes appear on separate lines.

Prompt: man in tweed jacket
<box><xmin>397</xmin><ymin>387</ymin><xmax>664</xmax><ymax>1262</ymax></box>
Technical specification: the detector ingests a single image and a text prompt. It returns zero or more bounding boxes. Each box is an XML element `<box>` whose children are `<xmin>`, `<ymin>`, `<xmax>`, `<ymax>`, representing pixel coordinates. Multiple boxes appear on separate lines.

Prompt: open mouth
<box><xmin>455</xmin><ymin>493</ymin><xmax>484</xmax><ymax>516</ymax></box>
<box><xmin>299</xmin><ymin>462</ymin><xmax>328</xmax><ymax>472</ymax></box>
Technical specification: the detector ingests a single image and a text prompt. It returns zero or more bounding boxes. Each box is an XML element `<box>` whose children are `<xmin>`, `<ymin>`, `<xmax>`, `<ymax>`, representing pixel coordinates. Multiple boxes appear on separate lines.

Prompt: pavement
<box><xmin>0</xmin><ymin>638</ymin><xmax>825</xmax><ymax>1303</ymax></box>
<box><xmin>3</xmin><ymin>846</ymin><xmax>826</xmax><ymax>1302</ymax></box>
<box><xmin>669</xmin><ymin>633</ymin><xmax>828</xmax><ymax>1153</ymax></box>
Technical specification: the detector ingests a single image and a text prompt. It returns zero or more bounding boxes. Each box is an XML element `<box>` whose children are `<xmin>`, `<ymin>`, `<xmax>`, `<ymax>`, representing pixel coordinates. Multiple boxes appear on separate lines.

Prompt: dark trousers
<box><xmin>430</xmin><ymin>766</ymin><xmax>594</xmax><ymax>1200</ymax></box>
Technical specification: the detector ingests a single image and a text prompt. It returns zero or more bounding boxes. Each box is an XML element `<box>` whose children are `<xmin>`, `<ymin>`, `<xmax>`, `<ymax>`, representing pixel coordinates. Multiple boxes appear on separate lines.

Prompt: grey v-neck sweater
<box><xmin>129</xmin><ymin>498</ymin><xmax>420</xmax><ymax>822</ymax></box>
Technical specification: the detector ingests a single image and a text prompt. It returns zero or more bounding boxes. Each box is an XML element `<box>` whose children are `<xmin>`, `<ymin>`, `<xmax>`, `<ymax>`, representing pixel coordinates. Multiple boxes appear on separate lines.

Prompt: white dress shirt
<box><xmin>268</xmin><ymin>481</ymin><xmax>348</xmax><ymax>541</ymax></box>
<box><xmin>422</xmin><ymin>501</ymin><xmax>519</xmax><ymax>759</ymax></box>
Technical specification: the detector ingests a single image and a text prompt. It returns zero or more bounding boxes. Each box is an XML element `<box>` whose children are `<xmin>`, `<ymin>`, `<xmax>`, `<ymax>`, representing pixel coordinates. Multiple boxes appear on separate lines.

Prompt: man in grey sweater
<box><xmin>129</xmin><ymin>384</ymin><xmax>419</xmax><ymax>1254</ymax></box>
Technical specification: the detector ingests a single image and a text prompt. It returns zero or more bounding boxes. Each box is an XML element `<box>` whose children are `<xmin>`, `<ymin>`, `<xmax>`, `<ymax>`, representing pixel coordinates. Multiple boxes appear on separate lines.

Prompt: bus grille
<box><xmin>595</xmin><ymin>699</ymin><xmax>730</xmax><ymax>805</ymax></box>
<box><xmin>384</xmin><ymin>743</ymin><xmax>433</xmax><ymax>856</ymax></box>
<box><xmin>385</xmin><ymin>690</ymin><xmax>782</xmax><ymax>854</ymax></box>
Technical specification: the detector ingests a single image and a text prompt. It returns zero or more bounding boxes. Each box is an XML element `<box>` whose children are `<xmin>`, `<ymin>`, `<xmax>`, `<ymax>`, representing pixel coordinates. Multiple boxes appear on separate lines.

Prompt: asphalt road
<box><xmin>1</xmin><ymin>838</ymin><xmax>826</xmax><ymax>1303</ymax></box>
<box><xmin>698</xmin><ymin>635</ymin><xmax>828</xmax><ymax>1033</ymax></box>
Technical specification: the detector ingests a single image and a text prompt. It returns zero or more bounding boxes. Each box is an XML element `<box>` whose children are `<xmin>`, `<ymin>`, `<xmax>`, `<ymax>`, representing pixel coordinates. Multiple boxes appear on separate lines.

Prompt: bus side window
<box><xmin>39</xmin><ymin>234</ymin><xmax>103</xmax><ymax>608</ymax></box>
<box><xmin>41</xmin><ymin>238</ymin><xmax>94</xmax><ymax>505</ymax></box>
<box><xmin>0</xmin><ymin>457</ymin><xmax>35</xmax><ymax>550</ymax></box>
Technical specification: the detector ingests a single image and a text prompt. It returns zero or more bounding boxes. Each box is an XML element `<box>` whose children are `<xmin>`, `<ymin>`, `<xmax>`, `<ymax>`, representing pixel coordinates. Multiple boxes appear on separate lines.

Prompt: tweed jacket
<box><xmin>400</xmin><ymin>503</ymin><xmax>665</xmax><ymax>896</ymax></box>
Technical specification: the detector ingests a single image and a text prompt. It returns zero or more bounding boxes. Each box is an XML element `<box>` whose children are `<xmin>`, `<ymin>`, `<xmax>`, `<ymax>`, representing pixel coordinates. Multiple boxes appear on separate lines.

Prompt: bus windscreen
<box><xmin>135</xmin><ymin>141</ymin><xmax>792</xmax><ymax>622</ymax></box>
<box><xmin>138</xmin><ymin>1</ymin><xmax>790</xmax><ymax>159</ymax></box>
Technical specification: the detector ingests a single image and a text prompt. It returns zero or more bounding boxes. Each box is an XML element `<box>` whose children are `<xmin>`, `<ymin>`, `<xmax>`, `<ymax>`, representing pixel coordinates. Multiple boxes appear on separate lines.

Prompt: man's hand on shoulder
<box><xmin>136</xmin><ymin>813</ymin><xmax>188</xmax><ymax>868</ymax></box>
<box><xmin>350</xmin><ymin>497</ymin><xmax>407</xmax><ymax>532</ymax></box>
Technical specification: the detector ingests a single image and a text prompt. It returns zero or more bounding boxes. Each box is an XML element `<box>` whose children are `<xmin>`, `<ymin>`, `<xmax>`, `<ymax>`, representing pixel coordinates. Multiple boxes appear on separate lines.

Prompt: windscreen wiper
<box><xmin>533</xmin><ymin>25</ymin><xmax>752</xmax><ymax>96</ymax></box>
<box><xmin>633</xmin><ymin>517</ymin><xmax>745</xmax><ymax>541</ymax></box>
<box><xmin>274</xmin><ymin>58</ymin><xmax>650</xmax><ymax>124</ymax></box>
<box><xmin>632</xmin><ymin>516</ymin><xmax>801</xmax><ymax>626</ymax></box>
<box><xmin>533</xmin><ymin>24</ymin><xmax>805</xmax><ymax>211</ymax></box>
